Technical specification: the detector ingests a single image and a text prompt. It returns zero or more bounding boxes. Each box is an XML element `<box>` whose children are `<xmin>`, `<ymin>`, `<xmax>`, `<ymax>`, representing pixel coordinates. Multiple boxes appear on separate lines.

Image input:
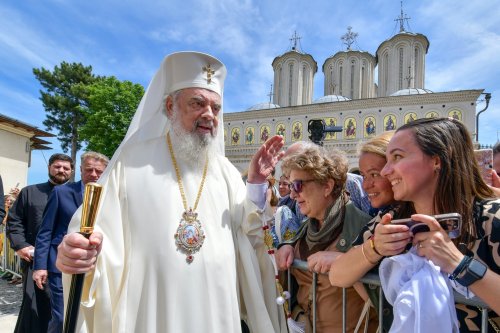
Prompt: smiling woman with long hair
<box><xmin>331</xmin><ymin>117</ymin><xmax>499</xmax><ymax>332</ymax></box>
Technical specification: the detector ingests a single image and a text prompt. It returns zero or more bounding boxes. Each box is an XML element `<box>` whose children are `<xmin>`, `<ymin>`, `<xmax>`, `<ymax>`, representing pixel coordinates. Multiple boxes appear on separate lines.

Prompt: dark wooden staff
<box><xmin>63</xmin><ymin>182</ymin><xmax>103</xmax><ymax>333</ymax></box>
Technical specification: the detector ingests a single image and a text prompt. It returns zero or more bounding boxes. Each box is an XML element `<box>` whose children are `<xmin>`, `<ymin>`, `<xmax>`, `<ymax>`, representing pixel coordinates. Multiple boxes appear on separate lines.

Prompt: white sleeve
<box><xmin>246</xmin><ymin>182</ymin><xmax>267</xmax><ymax>210</ymax></box>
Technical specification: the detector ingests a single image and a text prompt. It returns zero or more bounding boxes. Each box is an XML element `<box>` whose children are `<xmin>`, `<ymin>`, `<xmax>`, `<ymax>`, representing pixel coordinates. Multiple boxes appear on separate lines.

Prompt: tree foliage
<box><xmin>79</xmin><ymin>76</ymin><xmax>144</xmax><ymax>158</ymax></box>
<box><xmin>33</xmin><ymin>62</ymin><xmax>97</xmax><ymax>166</ymax></box>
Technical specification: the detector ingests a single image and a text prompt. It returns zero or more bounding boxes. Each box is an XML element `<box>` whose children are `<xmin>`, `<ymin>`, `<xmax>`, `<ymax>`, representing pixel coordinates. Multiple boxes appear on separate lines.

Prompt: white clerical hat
<box><xmin>164</xmin><ymin>51</ymin><xmax>226</xmax><ymax>96</ymax></box>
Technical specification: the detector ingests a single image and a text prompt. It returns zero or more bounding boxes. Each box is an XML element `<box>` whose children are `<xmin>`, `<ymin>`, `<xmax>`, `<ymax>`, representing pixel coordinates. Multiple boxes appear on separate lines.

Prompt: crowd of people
<box><xmin>1</xmin><ymin>50</ymin><xmax>499</xmax><ymax>333</ymax></box>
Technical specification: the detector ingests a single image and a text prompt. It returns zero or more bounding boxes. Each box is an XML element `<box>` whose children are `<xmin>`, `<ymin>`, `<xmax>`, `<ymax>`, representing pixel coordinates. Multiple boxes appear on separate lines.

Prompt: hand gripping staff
<box><xmin>63</xmin><ymin>183</ymin><xmax>103</xmax><ymax>333</ymax></box>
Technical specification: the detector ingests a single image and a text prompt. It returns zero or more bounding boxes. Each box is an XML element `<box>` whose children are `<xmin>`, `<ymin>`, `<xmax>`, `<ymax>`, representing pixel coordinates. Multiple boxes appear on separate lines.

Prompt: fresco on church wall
<box><xmin>276</xmin><ymin>123</ymin><xmax>286</xmax><ymax>142</ymax></box>
<box><xmin>260</xmin><ymin>125</ymin><xmax>271</xmax><ymax>143</ymax></box>
<box><xmin>448</xmin><ymin>110</ymin><xmax>462</xmax><ymax>121</ymax></box>
<box><xmin>292</xmin><ymin>121</ymin><xmax>303</xmax><ymax>141</ymax></box>
<box><xmin>426</xmin><ymin>111</ymin><xmax>439</xmax><ymax>118</ymax></box>
<box><xmin>364</xmin><ymin>116</ymin><xmax>376</xmax><ymax>137</ymax></box>
<box><xmin>344</xmin><ymin>117</ymin><xmax>356</xmax><ymax>139</ymax></box>
<box><xmin>245</xmin><ymin>127</ymin><xmax>255</xmax><ymax>145</ymax></box>
<box><xmin>404</xmin><ymin>112</ymin><xmax>417</xmax><ymax>124</ymax></box>
<box><xmin>384</xmin><ymin>114</ymin><xmax>396</xmax><ymax>131</ymax></box>
<box><xmin>324</xmin><ymin>117</ymin><xmax>338</xmax><ymax>140</ymax></box>
<box><xmin>231</xmin><ymin>127</ymin><xmax>240</xmax><ymax>145</ymax></box>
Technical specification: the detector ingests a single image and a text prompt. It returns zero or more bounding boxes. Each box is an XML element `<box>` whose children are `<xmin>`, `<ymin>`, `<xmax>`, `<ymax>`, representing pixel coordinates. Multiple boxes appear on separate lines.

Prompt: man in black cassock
<box><xmin>6</xmin><ymin>153</ymin><xmax>73</xmax><ymax>333</ymax></box>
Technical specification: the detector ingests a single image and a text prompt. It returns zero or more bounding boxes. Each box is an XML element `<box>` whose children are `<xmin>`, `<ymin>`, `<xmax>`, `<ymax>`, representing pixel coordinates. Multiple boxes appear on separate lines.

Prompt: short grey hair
<box><xmin>81</xmin><ymin>151</ymin><xmax>109</xmax><ymax>166</ymax></box>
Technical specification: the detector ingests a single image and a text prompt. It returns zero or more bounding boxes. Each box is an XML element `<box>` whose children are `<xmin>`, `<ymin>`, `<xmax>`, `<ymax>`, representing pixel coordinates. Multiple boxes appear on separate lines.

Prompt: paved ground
<box><xmin>0</xmin><ymin>271</ymin><xmax>22</xmax><ymax>333</ymax></box>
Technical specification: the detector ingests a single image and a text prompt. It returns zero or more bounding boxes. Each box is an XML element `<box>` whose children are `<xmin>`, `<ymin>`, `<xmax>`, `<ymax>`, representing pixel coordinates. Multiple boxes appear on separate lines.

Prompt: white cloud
<box><xmin>0</xmin><ymin>7</ymin><xmax>54</xmax><ymax>68</ymax></box>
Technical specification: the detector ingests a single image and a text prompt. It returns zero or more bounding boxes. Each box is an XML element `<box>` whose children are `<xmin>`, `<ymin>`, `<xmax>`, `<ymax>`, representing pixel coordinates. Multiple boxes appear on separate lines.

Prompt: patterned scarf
<box><xmin>293</xmin><ymin>193</ymin><xmax>347</xmax><ymax>258</ymax></box>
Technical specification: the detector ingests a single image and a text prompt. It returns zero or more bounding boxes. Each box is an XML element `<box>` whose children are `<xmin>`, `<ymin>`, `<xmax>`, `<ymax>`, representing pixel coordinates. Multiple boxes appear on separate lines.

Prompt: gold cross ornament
<box><xmin>202</xmin><ymin>64</ymin><xmax>215</xmax><ymax>84</ymax></box>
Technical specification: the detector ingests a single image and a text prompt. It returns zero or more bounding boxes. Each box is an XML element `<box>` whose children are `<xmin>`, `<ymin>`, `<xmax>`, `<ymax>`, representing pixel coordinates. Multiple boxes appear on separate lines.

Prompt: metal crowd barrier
<box><xmin>289</xmin><ymin>259</ymin><xmax>490</xmax><ymax>333</ymax></box>
<box><xmin>0</xmin><ymin>226</ymin><xmax>22</xmax><ymax>278</ymax></box>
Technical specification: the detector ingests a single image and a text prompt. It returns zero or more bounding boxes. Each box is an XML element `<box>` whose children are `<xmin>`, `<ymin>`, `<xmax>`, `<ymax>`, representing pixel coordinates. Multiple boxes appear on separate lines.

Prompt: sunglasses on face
<box><xmin>288</xmin><ymin>179</ymin><xmax>316</xmax><ymax>193</ymax></box>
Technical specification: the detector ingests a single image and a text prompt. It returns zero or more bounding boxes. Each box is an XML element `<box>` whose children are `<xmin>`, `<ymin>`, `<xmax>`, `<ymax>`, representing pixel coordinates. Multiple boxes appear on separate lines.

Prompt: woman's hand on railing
<box><xmin>276</xmin><ymin>244</ymin><xmax>295</xmax><ymax>270</ymax></box>
<box><xmin>307</xmin><ymin>251</ymin><xmax>342</xmax><ymax>274</ymax></box>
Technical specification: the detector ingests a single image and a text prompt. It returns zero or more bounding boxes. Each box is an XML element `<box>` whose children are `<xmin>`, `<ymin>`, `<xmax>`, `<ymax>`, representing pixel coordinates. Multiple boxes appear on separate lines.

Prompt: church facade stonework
<box><xmin>224</xmin><ymin>90</ymin><xmax>480</xmax><ymax>172</ymax></box>
<box><xmin>223</xmin><ymin>16</ymin><xmax>484</xmax><ymax>173</ymax></box>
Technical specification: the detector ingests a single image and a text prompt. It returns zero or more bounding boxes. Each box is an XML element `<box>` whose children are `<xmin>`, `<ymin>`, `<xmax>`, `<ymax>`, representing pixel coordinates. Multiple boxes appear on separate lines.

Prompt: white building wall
<box><xmin>323</xmin><ymin>51</ymin><xmax>376</xmax><ymax>100</ymax></box>
<box><xmin>377</xmin><ymin>33</ymin><xmax>429</xmax><ymax>97</ymax></box>
<box><xmin>224</xmin><ymin>90</ymin><xmax>481</xmax><ymax>173</ymax></box>
<box><xmin>0</xmin><ymin>126</ymin><xmax>31</xmax><ymax>189</ymax></box>
<box><xmin>272</xmin><ymin>52</ymin><xmax>317</xmax><ymax>107</ymax></box>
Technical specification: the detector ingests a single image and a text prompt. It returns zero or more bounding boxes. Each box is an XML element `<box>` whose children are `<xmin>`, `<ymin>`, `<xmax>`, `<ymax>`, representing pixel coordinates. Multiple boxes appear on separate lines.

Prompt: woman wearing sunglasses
<box><xmin>276</xmin><ymin>144</ymin><xmax>376</xmax><ymax>332</ymax></box>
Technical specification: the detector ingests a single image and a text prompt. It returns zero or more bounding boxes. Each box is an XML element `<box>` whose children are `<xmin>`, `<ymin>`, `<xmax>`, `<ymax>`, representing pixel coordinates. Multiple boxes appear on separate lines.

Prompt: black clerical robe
<box><xmin>7</xmin><ymin>181</ymin><xmax>56</xmax><ymax>333</ymax></box>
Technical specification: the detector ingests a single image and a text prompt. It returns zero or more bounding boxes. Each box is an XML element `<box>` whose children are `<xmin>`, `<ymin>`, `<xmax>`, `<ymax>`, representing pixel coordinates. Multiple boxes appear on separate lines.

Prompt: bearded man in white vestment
<box><xmin>56</xmin><ymin>51</ymin><xmax>287</xmax><ymax>333</ymax></box>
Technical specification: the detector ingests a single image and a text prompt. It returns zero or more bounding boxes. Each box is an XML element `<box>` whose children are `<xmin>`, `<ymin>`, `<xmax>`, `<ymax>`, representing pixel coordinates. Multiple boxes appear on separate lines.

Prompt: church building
<box><xmin>223</xmin><ymin>8</ymin><xmax>485</xmax><ymax>173</ymax></box>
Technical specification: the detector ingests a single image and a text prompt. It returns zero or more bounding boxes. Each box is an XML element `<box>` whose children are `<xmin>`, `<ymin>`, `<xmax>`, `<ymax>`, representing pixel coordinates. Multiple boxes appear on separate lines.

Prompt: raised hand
<box><xmin>247</xmin><ymin>135</ymin><xmax>285</xmax><ymax>184</ymax></box>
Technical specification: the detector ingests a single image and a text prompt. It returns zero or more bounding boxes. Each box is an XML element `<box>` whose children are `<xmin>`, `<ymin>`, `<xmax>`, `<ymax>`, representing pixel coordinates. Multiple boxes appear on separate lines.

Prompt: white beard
<box><xmin>166</xmin><ymin>111</ymin><xmax>216</xmax><ymax>172</ymax></box>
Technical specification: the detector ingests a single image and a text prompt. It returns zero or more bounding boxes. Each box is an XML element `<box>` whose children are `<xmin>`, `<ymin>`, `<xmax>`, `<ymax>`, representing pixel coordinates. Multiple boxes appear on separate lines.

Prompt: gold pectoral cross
<box><xmin>202</xmin><ymin>64</ymin><xmax>215</xmax><ymax>83</ymax></box>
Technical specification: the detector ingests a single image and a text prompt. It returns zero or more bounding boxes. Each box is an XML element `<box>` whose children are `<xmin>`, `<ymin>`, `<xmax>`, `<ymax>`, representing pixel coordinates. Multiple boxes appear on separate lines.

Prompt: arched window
<box><xmin>339</xmin><ymin>64</ymin><xmax>343</xmax><ymax>96</ymax></box>
<box><xmin>288</xmin><ymin>62</ymin><xmax>294</xmax><ymax>106</ymax></box>
<box><xmin>361</xmin><ymin>64</ymin><xmax>366</xmax><ymax>98</ymax></box>
<box><xmin>398</xmin><ymin>48</ymin><xmax>404</xmax><ymax>90</ymax></box>
<box><xmin>302</xmin><ymin>64</ymin><xmax>308</xmax><ymax>103</ymax></box>
<box><xmin>383</xmin><ymin>53</ymin><xmax>389</xmax><ymax>95</ymax></box>
<box><xmin>278</xmin><ymin>66</ymin><xmax>282</xmax><ymax>105</ymax></box>
<box><xmin>330</xmin><ymin>66</ymin><xmax>334</xmax><ymax>94</ymax></box>
<box><xmin>414</xmin><ymin>47</ymin><xmax>419</xmax><ymax>86</ymax></box>
<box><xmin>350</xmin><ymin>60</ymin><xmax>355</xmax><ymax>99</ymax></box>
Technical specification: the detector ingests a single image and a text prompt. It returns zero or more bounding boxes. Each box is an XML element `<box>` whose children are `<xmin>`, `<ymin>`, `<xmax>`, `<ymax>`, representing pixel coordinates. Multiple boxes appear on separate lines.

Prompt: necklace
<box><xmin>167</xmin><ymin>132</ymin><xmax>208</xmax><ymax>263</ymax></box>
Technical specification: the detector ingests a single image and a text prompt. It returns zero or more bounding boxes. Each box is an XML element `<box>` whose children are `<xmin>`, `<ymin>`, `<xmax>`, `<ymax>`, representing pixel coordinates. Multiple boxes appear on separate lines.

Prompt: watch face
<box><xmin>468</xmin><ymin>259</ymin><xmax>487</xmax><ymax>278</ymax></box>
<box><xmin>457</xmin><ymin>258</ymin><xmax>487</xmax><ymax>287</ymax></box>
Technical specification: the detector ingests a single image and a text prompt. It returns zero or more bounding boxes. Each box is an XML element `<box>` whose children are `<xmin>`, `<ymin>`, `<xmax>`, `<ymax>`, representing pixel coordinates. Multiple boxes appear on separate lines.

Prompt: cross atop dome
<box><xmin>340</xmin><ymin>26</ymin><xmax>358</xmax><ymax>51</ymax></box>
<box><xmin>395</xmin><ymin>0</ymin><xmax>411</xmax><ymax>32</ymax></box>
<box><xmin>289</xmin><ymin>31</ymin><xmax>302</xmax><ymax>52</ymax></box>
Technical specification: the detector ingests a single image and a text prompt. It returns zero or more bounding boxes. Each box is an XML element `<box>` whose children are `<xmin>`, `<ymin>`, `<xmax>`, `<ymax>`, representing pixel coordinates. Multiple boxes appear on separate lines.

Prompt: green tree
<box><xmin>79</xmin><ymin>76</ymin><xmax>144</xmax><ymax>158</ymax></box>
<box><xmin>33</xmin><ymin>62</ymin><xmax>97</xmax><ymax>173</ymax></box>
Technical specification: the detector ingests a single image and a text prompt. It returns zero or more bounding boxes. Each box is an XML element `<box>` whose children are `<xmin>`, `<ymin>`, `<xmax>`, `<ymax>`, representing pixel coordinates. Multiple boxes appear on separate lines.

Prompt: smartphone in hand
<box><xmin>391</xmin><ymin>213</ymin><xmax>462</xmax><ymax>239</ymax></box>
<box><xmin>474</xmin><ymin>149</ymin><xmax>493</xmax><ymax>186</ymax></box>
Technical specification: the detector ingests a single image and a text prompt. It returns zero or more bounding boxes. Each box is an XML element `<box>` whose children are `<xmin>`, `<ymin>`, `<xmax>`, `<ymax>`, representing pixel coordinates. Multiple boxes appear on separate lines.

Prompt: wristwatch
<box><xmin>455</xmin><ymin>258</ymin><xmax>487</xmax><ymax>287</ymax></box>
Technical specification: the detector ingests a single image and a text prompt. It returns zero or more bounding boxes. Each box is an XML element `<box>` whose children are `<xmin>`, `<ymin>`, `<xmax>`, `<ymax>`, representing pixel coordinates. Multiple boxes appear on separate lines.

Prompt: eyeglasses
<box><xmin>288</xmin><ymin>179</ymin><xmax>316</xmax><ymax>193</ymax></box>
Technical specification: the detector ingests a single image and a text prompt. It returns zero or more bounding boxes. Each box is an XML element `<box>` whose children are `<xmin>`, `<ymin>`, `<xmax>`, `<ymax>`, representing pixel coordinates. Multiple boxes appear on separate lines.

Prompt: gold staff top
<box><xmin>80</xmin><ymin>182</ymin><xmax>103</xmax><ymax>235</ymax></box>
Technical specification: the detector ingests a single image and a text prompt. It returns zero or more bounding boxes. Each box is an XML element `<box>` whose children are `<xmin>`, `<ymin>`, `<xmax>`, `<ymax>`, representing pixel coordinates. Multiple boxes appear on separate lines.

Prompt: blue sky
<box><xmin>1</xmin><ymin>0</ymin><xmax>499</xmax><ymax>185</ymax></box>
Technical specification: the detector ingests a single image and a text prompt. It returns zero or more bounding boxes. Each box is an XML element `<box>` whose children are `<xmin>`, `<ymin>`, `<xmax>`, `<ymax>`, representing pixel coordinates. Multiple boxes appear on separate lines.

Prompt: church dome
<box><xmin>246</xmin><ymin>102</ymin><xmax>281</xmax><ymax>111</ymax></box>
<box><xmin>390</xmin><ymin>88</ymin><xmax>433</xmax><ymax>96</ymax></box>
<box><xmin>313</xmin><ymin>95</ymin><xmax>351</xmax><ymax>104</ymax></box>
